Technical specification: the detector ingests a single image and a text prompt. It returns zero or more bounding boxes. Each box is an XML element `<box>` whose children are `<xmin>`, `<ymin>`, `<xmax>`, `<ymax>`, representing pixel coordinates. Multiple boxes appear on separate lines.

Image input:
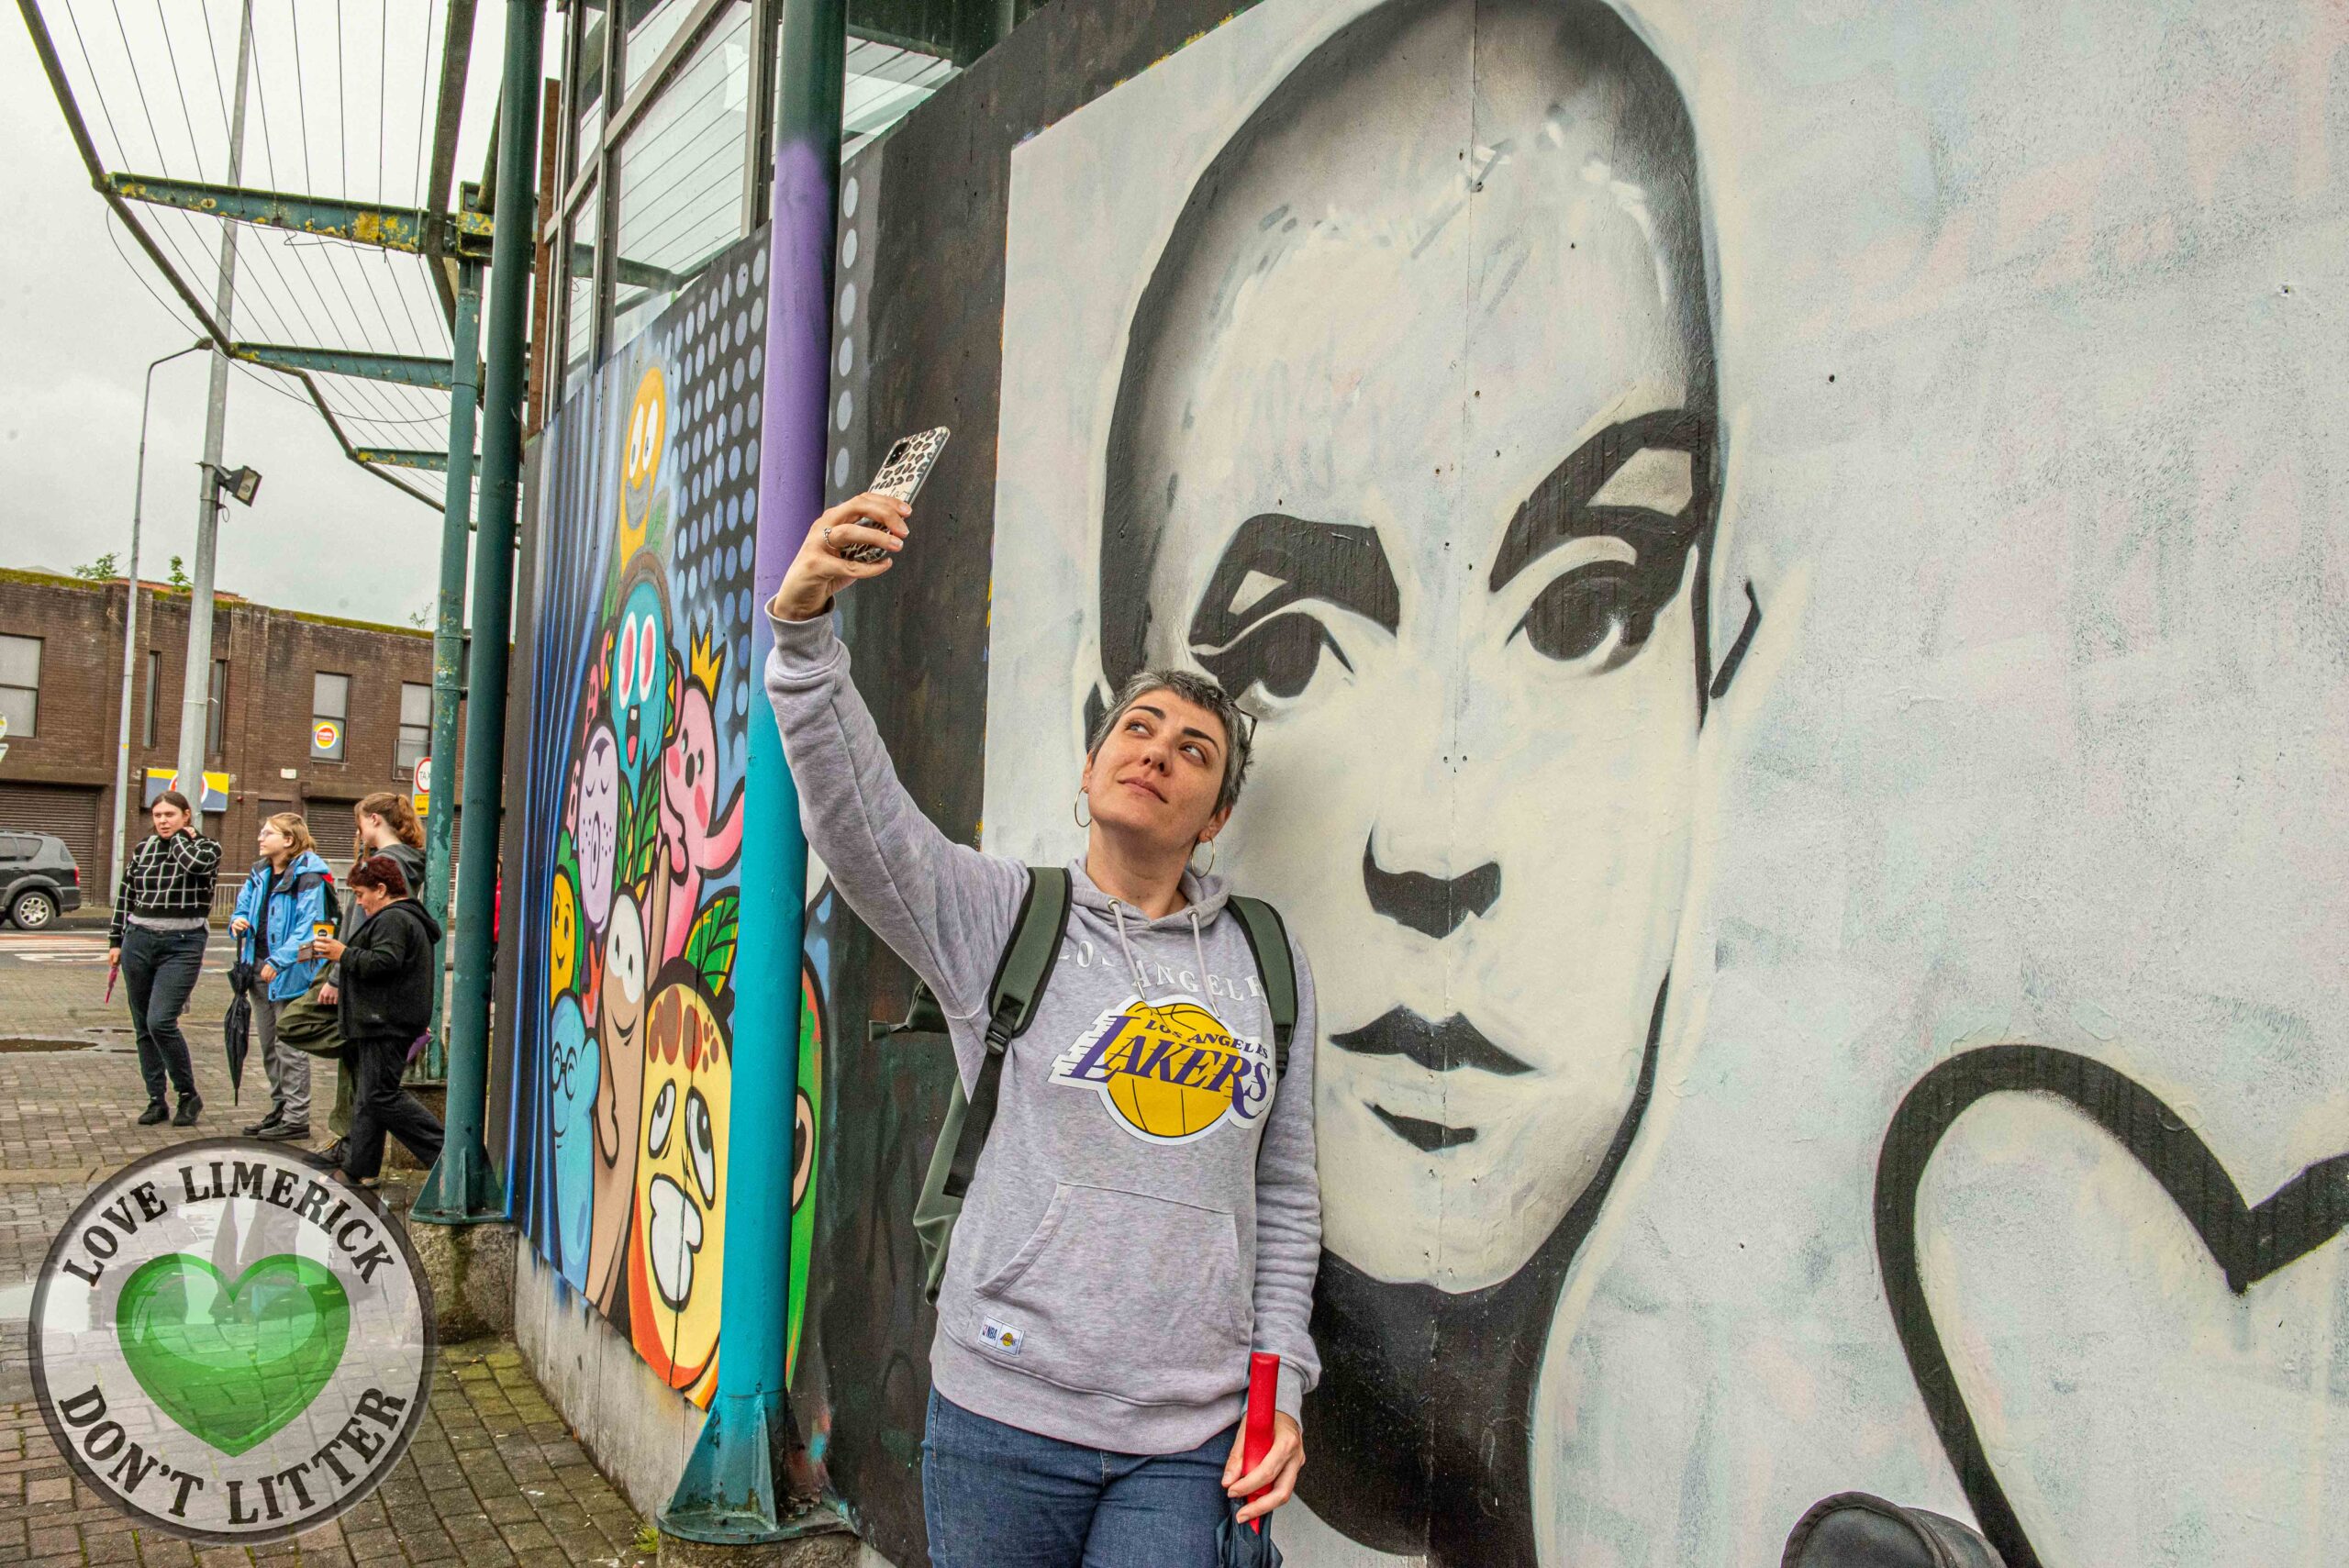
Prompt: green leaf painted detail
<box><xmin>684</xmin><ymin>891</ymin><xmax>740</xmax><ymax>998</ymax></box>
<box><xmin>116</xmin><ymin>1252</ymin><xmax>351</xmax><ymax>1456</ymax></box>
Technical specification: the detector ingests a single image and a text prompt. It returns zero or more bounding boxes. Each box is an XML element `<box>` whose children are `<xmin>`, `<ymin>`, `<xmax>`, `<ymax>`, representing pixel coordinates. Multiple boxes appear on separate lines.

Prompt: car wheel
<box><xmin>11</xmin><ymin>890</ymin><xmax>56</xmax><ymax>930</ymax></box>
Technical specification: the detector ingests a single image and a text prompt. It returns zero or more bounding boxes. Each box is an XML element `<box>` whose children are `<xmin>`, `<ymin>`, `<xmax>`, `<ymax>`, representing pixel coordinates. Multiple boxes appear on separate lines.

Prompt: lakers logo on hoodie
<box><xmin>1050</xmin><ymin>995</ymin><xmax>1275</xmax><ymax>1143</ymax></box>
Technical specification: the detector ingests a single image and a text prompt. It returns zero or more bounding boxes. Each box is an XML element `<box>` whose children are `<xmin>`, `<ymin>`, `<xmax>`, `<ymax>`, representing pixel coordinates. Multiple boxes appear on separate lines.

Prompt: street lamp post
<box><xmin>112</xmin><ymin>340</ymin><xmax>210</xmax><ymax>896</ymax></box>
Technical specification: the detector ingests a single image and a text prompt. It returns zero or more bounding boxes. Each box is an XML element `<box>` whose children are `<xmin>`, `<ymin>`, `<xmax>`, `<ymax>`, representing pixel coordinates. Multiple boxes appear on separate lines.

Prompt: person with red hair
<box><xmin>309</xmin><ymin>855</ymin><xmax>445</xmax><ymax>1183</ymax></box>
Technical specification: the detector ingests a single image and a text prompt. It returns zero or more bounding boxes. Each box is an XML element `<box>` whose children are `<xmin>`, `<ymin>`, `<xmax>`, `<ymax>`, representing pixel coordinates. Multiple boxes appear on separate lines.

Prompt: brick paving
<box><xmin>0</xmin><ymin>939</ymin><xmax>656</xmax><ymax>1567</ymax></box>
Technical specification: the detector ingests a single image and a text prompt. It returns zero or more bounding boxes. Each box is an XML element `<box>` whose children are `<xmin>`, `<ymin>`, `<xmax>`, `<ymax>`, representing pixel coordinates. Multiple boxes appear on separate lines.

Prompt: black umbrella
<box><xmin>223</xmin><ymin>961</ymin><xmax>254</xmax><ymax>1105</ymax></box>
<box><xmin>1218</xmin><ymin>1508</ymin><xmax>1282</xmax><ymax>1568</ymax></box>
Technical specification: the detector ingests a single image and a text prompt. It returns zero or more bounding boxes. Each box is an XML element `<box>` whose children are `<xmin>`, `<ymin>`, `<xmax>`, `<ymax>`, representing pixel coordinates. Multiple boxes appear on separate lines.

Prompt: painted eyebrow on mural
<box><xmin>1486</xmin><ymin>406</ymin><xmax>1713</xmax><ymax>593</ymax></box>
<box><xmin>1186</xmin><ymin>516</ymin><xmax>1401</xmax><ymax>652</ymax></box>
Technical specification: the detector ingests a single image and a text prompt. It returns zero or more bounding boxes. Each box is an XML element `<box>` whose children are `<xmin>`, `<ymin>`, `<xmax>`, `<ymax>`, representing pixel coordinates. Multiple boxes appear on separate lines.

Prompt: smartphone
<box><xmin>841</xmin><ymin>428</ymin><xmax>950</xmax><ymax>562</ymax></box>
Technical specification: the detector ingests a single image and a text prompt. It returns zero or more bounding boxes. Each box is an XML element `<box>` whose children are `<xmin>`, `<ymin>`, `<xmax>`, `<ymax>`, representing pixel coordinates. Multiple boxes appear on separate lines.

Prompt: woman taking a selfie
<box><xmin>107</xmin><ymin>790</ymin><xmax>222</xmax><ymax>1128</ymax></box>
<box><xmin>765</xmin><ymin>491</ymin><xmax>1321</xmax><ymax>1567</ymax></box>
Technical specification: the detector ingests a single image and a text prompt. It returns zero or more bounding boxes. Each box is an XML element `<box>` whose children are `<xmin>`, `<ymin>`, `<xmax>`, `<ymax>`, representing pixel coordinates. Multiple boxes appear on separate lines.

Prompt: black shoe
<box><xmin>172</xmin><ymin>1095</ymin><xmax>203</xmax><ymax>1128</ymax></box>
<box><xmin>256</xmin><ymin>1121</ymin><xmax>310</xmax><ymax>1141</ymax></box>
<box><xmin>242</xmin><ymin>1110</ymin><xmax>284</xmax><ymax>1135</ymax></box>
<box><xmin>299</xmin><ymin>1145</ymin><xmax>345</xmax><ymax>1172</ymax></box>
<box><xmin>319</xmin><ymin>1138</ymin><xmax>349</xmax><ymax>1165</ymax></box>
<box><xmin>136</xmin><ymin>1101</ymin><xmax>168</xmax><ymax>1127</ymax></box>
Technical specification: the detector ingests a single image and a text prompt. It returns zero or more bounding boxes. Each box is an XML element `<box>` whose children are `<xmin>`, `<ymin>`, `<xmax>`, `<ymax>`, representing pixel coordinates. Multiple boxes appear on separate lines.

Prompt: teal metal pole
<box><xmin>417</xmin><ymin>260</ymin><xmax>480</xmax><ymax>1087</ymax></box>
<box><xmin>661</xmin><ymin>0</ymin><xmax>845</xmax><ymax>1539</ymax></box>
<box><xmin>416</xmin><ymin>1</ymin><xmax>542</xmax><ymax>1226</ymax></box>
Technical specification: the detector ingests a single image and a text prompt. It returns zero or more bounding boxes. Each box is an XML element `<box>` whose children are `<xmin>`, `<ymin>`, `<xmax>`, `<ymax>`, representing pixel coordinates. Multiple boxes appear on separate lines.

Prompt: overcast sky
<box><xmin>0</xmin><ymin>0</ymin><xmax>528</xmax><ymax>626</ymax></box>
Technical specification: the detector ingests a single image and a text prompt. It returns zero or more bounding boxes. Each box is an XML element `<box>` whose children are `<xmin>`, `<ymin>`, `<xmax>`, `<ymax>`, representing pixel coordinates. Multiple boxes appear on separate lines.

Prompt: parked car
<box><xmin>0</xmin><ymin>833</ymin><xmax>83</xmax><ymax>929</ymax></box>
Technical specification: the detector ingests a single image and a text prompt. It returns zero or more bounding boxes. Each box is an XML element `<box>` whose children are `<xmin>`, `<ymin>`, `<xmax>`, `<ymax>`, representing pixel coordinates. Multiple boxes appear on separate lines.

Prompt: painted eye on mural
<box><xmin>618</xmin><ymin>617</ymin><xmax>640</xmax><ymax>705</ymax></box>
<box><xmin>1513</xmin><ymin>562</ymin><xmax>1640</xmax><ymax>666</ymax></box>
<box><xmin>685</xmin><ymin>1088</ymin><xmax>717</xmax><ymax>1207</ymax></box>
<box><xmin>638</xmin><ymin>623</ymin><xmax>659</xmax><ymax>706</ymax></box>
<box><xmin>1196</xmin><ymin>613</ymin><xmax>1352</xmax><ymax>707</ymax></box>
<box><xmin>647</xmin><ymin>1079</ymin><xmax>677</xmax><ymax>1158</ymax></box>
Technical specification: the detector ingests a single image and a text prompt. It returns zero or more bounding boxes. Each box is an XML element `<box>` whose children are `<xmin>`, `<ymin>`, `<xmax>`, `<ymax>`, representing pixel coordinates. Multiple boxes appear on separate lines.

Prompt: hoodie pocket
<box><xmin>958</xmin><ymin>1182</ymin><xmax>1250</xmax><ymax>1407</ymax></box>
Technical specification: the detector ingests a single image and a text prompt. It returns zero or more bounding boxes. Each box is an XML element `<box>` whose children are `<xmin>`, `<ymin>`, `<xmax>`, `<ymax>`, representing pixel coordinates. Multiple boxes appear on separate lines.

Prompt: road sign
<box><xmin>415</xmin><ymin>755</ymin><xmax>431</xmax><ymax>817</ymax></box>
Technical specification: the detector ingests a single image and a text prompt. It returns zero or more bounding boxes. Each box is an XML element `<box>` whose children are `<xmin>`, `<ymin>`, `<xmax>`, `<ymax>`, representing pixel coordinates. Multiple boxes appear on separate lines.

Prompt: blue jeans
<box><xmin>923</xmin><ymin>1391</ymin><xmax>1235</xmax><ymax>1568</ymax></box>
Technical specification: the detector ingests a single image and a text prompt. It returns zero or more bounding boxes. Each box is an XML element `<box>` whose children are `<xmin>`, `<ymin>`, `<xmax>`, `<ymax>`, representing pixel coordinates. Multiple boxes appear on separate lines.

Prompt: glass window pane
<box><xmin>396</xmin><ymin>728</ymin><xmax>429</xmax><ymax>770</ymax></box>
<box><xmin>0</xmin><ymin>635</ymin><xmax>39</xmax><ymax>687</ymax></box>
<box><xmin>612</xmin><ymin>4</ymin><xmax>751</xmax><ymax>349</ymax></box>
<box><xmin>565</xmin><ymin>192</ymin><xmax>601</xmax><ymax>393</ymax></box>
<box><xmin>206</xmin><ymin>660</ymin><xmax>228</xmax><ymax>756</ymax></box>
<box><xmin>623</xmin><ymin>0</ymin><xmax>695</xmax><ymax>96</ymax></box>
<box><xmin>0</xmin><ymin>687</ymin><xmax>34</xmax><ymax>740</ymax></box>
<box><xmin>401</xmin><ymin>683</ymin><xmax>432</xmax><ymax>727</ymax></box>
<box><xmin>573</xmin><ymin>0</ymin><xmax>608</xmax><ymax>165</ymax></box>
<box><xmin>313</xmin><ymin>673</ymin><xmax>350</xmax><ymax>719</ymax></box>
<box><xmin>143</xmin><ymin>651</ymin><xmax>159</xmax><ymax>748</ymax></box>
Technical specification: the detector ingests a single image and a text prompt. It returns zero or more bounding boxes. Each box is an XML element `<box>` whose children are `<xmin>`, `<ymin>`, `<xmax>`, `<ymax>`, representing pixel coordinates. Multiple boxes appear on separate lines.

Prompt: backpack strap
<box><xmin>1228</xmin><ymin>895</ymin><xmax>1297</xmax><ymax>1076</ymax></box>
<box><xmin>941</xmin><ymin>866</ymin><xmax>1072</xmax><ymax>1201</ymax></box>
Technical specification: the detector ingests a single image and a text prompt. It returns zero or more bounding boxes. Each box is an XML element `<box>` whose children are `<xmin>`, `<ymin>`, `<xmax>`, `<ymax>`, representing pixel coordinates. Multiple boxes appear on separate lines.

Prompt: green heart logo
<box><xmin>115</xmin><ymin>1253</ymin><xmax>351</xmax><ymax>1456</ymax></box>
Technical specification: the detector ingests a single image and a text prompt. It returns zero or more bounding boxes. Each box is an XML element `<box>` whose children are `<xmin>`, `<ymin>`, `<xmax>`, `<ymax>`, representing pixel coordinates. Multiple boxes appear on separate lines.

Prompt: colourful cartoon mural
<box><xmin>514</xmin><ymin>237</ymin><xmax>776</xmax><ymax>1408</ymax></box>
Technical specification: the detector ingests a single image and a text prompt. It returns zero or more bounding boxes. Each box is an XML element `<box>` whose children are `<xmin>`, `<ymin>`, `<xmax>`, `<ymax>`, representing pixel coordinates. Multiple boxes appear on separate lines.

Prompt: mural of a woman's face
<box><xmin>1113</xmin><ymin>0</ymin><xmax>1712</xmax><ymax>1292</ymax></box>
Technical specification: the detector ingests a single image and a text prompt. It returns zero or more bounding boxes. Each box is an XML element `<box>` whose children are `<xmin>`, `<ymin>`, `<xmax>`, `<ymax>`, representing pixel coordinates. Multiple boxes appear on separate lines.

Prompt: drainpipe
<box><xmin>660</xmin><ymin>0</ymin><xmax>846</xmax><ymax>1540</ymax></box>
<box><xmin>417</xmin><ymin>0</ymin><xmax>545</xmax><ymax>1226</ymax></box>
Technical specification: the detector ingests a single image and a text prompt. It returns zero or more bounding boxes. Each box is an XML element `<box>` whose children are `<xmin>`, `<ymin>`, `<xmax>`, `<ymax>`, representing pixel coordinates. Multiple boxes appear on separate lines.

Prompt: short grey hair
<box><xmin>1085</xmin><ymin>670</ymin><xmax>1256</xmax><ymax>817</ymax></box>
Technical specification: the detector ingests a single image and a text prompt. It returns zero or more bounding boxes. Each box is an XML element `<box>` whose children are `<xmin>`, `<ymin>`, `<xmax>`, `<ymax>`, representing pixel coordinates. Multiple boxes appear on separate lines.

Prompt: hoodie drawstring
<box><xmin>1108</xmin><ymin>900</ymin><xmax>1216</xmax><ymax>1022</ymax></box>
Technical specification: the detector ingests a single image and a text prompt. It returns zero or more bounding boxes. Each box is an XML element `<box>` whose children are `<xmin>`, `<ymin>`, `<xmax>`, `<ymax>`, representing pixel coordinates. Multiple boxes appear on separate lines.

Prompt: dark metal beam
<box><xmin>424</xmin><ymin>0</ymin><xmax>482</xmax><ymax>320</ymax></box>
<box><xmin>105</xmin><ymin>172</ymin><xmax>494</xmax><ymax>259</ymax></box>
<box><xmin>233</xmin><ymin>342</ymin><xmax>456</xmax><ymax>389</ymax></box>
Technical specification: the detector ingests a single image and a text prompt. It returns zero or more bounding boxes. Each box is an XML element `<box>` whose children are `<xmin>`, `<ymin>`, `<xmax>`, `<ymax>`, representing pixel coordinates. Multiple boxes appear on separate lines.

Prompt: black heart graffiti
<box><xmin>1874</xmin><ymin>1043</ymin><xmax>2349</xmax><ymax>1568</ymax></box>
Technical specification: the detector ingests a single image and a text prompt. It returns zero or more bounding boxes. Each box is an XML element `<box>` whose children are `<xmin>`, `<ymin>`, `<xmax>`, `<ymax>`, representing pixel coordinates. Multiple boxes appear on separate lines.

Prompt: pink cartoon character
<box><xmin>660</xmin><ymin>633</ymin><xmax>745</xmax><ymax>962</ymax></box>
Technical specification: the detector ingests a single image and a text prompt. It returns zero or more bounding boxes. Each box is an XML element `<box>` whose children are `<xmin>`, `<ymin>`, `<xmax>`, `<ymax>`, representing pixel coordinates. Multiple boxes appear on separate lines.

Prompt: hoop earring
<box><xmin>1189</xmin><ymin>839</ymin><xmax>1218</xmax><ymax>877</ymax></box>
<box><xmin>1074</xmin><ymin>790</ymin><xmax>1092</xmax><ymax>829</ymax></box>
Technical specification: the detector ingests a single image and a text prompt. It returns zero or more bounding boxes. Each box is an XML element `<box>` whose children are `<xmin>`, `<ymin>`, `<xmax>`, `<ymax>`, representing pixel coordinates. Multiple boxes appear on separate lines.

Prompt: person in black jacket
<box><xmin>106</xmin><ymin>790</ymin><xmax>222</xmax><ymax>1127</ymax></box>
<box><xmin>306</xmin><ymin>855</ymin><xmax>444</xmax><ymax>1183</ymax></box>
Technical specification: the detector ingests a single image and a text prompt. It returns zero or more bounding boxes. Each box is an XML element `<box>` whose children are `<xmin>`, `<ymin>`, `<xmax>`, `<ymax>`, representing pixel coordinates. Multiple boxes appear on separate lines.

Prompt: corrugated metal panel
<box><xmin>0</xmin><ymin>783</ymin><xmax>102</xmax><ymax>886</ymax></box>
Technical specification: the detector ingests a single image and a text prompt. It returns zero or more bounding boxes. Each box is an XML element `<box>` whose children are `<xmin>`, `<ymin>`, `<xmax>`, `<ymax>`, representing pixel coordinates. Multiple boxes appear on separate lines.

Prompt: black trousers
<box><xmin>343</xmin><ymin>1034</ymin><xmax>444</xmax><ymax>1179</ymax></box>
<box><xmin>119</xmin><ymin>926</ymin><xmax>204</xmax><ymax>1103</ymax></box>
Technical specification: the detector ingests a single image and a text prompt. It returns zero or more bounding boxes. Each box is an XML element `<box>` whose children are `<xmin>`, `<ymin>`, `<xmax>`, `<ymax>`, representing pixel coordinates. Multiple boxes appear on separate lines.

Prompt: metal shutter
<box><xmin>0</xmin><ymin>784</ymin><xmax>104</xmax><ymax>880</ymax></box>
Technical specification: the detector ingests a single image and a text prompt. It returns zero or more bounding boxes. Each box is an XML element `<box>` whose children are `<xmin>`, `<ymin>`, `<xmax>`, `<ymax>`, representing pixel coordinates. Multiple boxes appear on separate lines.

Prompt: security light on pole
<box><xmin>210</xmin><ymin>464</ymin><xmax>263</xmax><ymax>506</ymax></box>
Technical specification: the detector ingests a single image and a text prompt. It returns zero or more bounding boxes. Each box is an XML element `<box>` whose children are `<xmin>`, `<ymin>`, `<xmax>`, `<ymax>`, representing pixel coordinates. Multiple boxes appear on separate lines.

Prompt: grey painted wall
<box><xmin>982</xmin><ymin>0</ymin><xmax>2349</xmax><ymax>1563</ymax></box>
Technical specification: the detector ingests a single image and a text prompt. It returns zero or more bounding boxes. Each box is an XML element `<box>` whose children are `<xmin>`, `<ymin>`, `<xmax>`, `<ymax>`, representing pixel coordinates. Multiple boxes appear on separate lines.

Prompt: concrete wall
<box><xmin>798</xmin><ymin>0</ymin><xmax>2349</xmax><ymax>1565</ymax></box>
<box><xmin>514</xmin><ymin>1240</ymin><xmax>707</xmax><ymax>1519</ymax></box>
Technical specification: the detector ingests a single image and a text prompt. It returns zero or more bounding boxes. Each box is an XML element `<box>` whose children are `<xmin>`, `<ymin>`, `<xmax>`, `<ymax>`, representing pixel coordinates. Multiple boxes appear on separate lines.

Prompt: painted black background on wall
<box><xmin>1875</xmin><ymin>1044</ymin><xmax>2349</xmax><ymax>1568</ymax></box>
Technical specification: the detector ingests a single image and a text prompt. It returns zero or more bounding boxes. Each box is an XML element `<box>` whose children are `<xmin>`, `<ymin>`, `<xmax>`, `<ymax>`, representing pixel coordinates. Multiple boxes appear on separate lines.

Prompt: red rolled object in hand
<box><xmin>1243</xmin><ymin>1351</ymin><xmax>1280</xmax><ymax>1530</ymax></box>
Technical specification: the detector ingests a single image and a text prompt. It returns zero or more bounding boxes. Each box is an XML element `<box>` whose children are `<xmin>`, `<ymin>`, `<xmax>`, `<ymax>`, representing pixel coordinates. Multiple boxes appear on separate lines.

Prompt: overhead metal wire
<box><xmin>29</xmin><ymin>0</ymin><xmax>478</xmax><ymax>506</ymax></box>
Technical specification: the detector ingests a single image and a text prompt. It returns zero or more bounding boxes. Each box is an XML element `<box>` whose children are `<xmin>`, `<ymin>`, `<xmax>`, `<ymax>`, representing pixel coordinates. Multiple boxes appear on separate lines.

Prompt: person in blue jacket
<box><xmin>228</xmin><ymin>812</ymin><xmax>334</xmax><ymax>1141</ymax></box>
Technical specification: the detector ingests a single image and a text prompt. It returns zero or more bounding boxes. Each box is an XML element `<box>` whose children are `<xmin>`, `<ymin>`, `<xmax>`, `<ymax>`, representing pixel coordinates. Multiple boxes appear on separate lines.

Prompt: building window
<box><xmin>142</xmin><ymin>651</ymin><xmax>160</xmax><ymax>748</ymax></box>
<box><xmin>397</xmin><ymin>683</ymin><xmax>431</xmax><ymax>773</ymax></box>
<box><xmin>0</xmin><ymin>634</ymin><xmax>38</xmax><ymax>739</ymax></box>
<box><xmin>206</xmin><ymin>659</ymin><xmax>228</xmax><ymax>759</ymax></box>
<box><xmin>311</xmin><ymin>673</ymin><xmax>350</xmax><ymax>762</ymax></box>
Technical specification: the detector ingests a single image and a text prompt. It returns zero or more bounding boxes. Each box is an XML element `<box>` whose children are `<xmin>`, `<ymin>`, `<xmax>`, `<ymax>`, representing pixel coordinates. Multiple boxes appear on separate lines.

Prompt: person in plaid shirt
<box><xmin>106</xmin><ymin>789</ymin><xmax>223</xmax><ymax>1126</ymax></box>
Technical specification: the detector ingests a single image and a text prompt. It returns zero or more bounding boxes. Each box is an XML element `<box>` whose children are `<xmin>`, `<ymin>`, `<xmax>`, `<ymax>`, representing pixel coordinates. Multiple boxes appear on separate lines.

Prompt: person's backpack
<box><xmin>290</xmin><ymin>867</ymin><xmax>342</xmax><ymax>930</ymax></box>
<box><xmin>907</xmin><ymin>866</ymin><xmax>1297</xmax><ymax>1303</ymax></box>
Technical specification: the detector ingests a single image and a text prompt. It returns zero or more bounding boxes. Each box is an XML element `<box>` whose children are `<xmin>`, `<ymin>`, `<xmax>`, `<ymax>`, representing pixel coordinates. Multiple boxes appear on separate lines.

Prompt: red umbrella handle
<box><xmin>1243</xmin><ymin>1352</ymin><xmax>1280</xmax><ymax>1531</ymax></box>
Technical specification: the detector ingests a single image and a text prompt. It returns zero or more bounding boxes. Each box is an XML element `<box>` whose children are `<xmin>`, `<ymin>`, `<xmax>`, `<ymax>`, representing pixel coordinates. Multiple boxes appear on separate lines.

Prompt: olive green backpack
<box><xmin>901</xmin><ymin>866</ymin><xmax>1297</xmax><ymax>1303</ymax></box>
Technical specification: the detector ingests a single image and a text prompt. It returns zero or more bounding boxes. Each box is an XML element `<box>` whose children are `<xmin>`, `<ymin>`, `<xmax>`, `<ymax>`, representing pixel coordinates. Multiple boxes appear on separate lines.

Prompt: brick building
<box><xmin>0</xmin><ymin>567</ymin><xmax>463</xmax><ymax>898</ymax></box>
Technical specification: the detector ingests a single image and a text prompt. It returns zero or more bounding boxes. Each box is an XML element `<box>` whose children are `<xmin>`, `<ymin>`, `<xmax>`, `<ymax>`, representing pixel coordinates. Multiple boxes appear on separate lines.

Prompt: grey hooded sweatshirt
<box><xmin>766</xmin><ymin>608</ymin><xmax>1321</xmax><ymax>1454</ymax></box>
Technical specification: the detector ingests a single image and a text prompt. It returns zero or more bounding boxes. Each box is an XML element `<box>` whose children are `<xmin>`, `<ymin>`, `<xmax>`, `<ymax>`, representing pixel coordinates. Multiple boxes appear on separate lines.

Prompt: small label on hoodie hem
<box><xmin>979</xmin><ymin>1318</ymin><xmax>1022</xmax><ymax>1356</ymax></box>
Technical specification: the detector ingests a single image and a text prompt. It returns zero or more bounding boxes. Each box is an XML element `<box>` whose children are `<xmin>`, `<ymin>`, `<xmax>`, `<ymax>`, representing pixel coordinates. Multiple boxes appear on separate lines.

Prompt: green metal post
<box><xmin>415</xmin><ymin>0</ymin><xmax>542</xmax><ymax>1225</ymax></box>
<box><xmin>418</xmin><ymin>259</ymin><xmax>481</xmax><ymax>1086</ymax></box>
